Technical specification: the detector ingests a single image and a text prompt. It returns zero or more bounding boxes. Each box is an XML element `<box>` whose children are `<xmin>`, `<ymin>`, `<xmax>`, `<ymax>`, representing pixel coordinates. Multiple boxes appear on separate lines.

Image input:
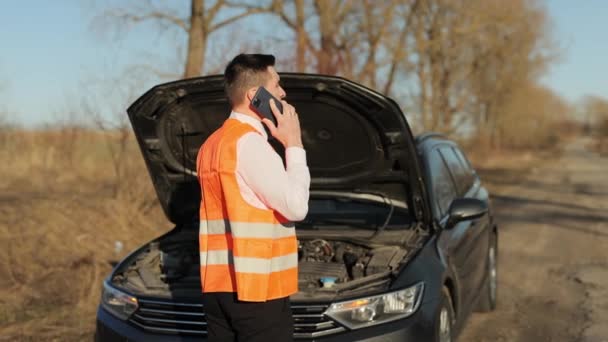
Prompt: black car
<box><xmin>95</xmin><ymin>74</ymin><xmax>498</xmax><ymax>342</ymax></box>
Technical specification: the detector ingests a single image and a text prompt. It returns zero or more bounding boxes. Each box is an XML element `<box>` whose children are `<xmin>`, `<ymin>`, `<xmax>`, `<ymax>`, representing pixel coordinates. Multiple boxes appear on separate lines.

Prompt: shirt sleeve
<box><xmin>236</xmin><ymin>133</ymin><xmax>311</xmax><ymax>221</ymax></box>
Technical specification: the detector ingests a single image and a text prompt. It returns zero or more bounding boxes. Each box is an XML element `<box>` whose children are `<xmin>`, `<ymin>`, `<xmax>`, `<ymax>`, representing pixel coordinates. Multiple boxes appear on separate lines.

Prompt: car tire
<box><xmin>434</xmin><ymin>286</ymin><xmax>455</xmax><ymax>342</ymax></box>
<box><xmin>475</xmin><ymin>233</ymin><xmax>498</xmax><ymax>312</ymax></box>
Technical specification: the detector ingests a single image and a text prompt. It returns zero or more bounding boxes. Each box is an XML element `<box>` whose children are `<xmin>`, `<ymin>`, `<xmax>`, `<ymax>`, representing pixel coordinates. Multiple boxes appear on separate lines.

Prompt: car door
<box><xmin>426</xmin><ymin>144</ymin><xmax>483</xmax><ymax>313</ymax></box>
<box><xmin>439</xmin><ymin>146</ymin><xmax>490</xmax><ymax>307</ymax></box>
<box><xmin>425</xmin><ymin>147</ymin><xmax>470</xmax><ymax>297</ymax></box>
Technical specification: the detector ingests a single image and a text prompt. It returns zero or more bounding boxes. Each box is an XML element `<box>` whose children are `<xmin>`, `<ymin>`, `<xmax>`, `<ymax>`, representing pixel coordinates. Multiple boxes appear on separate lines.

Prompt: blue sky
<box><xmin>539</xmin><ymin>0</ymin><xmax>608</xmax><ymax>103</ymax></box>
<box><xmin>0</xmin><ymin>0</ymin><xmax>607</xmax><ymax>127</ymax></box>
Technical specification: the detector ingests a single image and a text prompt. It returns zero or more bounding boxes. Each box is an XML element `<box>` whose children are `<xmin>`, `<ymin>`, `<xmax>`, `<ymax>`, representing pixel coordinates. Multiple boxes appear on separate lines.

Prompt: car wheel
<box><xmin>475</xmin><ymin>233</ymin><xmax>497</xmax><ymax>312</ymax></box>
<box><xmin>435</xmin><ymin>286</ymin><xmax>455</xmax><ymax>342</ymax></box>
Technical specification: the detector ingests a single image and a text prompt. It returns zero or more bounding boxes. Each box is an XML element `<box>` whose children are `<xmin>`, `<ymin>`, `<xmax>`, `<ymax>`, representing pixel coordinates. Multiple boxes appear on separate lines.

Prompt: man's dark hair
<box><xmin>224</xmin><ymin>54</ymin><xmax>276</xmax><ymax>105</ymax></box>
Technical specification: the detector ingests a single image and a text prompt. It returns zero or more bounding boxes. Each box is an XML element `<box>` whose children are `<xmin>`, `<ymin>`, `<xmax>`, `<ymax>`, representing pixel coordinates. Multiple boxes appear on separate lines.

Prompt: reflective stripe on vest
<box><xmin>200</xmin><ymin>250</ymin><xmax>299</xmax><ymax>273</ymax></box>
<box><xmin>200</xmin><ymin>220</ymin><xmax>296</xmax><ymax>239</ymax></box>
<box><xmin>197</xmin><ymin>119</ymin><xmax>299</xmax><ymax>302</ymax></box>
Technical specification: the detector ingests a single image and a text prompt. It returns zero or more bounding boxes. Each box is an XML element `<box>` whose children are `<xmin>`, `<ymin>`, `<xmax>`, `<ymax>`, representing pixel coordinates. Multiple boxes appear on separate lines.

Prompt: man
<box><xmin>196</xmin><ymin>54</ymin><xmax>310</xmax><ymax>341</ymax></box>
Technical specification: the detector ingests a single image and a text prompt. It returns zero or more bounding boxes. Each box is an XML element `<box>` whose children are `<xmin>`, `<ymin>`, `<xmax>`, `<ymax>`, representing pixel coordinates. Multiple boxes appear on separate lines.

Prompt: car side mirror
<box><xmin>445</xmin><ymin>198</ymin><xmax>488</xmax><ymax>229</ymax></box>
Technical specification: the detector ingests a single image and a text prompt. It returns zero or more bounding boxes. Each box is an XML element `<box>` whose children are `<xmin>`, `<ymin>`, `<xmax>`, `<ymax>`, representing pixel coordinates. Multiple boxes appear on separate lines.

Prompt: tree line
<box><xmin>99</xmin><ymin>0</ymin><xmax>593</xmax><ymax>150</ymax></box>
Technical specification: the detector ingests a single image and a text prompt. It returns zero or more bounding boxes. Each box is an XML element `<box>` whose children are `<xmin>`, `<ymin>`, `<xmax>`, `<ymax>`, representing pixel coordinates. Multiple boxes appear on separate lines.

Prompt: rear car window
<box><xmin>428</xmin><ymin>149</ymin><xmax>457</xmax><ymax>217</ymax></box>
<box><xmin>439</xmin><ymin>146</ymin><xmax>472</xmax><ymax>196</ymax></box>
<box><xmin>451</xmin><ymin>147</ymin><xmax>476</xmax><ymax>188</ymax></box>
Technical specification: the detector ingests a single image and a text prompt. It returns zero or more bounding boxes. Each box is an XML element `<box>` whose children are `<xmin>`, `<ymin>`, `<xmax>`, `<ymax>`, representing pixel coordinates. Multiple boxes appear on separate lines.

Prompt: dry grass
<box><xmin>0</xmin><ymin>128</ymin><xmax>169</xmax><ymax>341</ymax></box>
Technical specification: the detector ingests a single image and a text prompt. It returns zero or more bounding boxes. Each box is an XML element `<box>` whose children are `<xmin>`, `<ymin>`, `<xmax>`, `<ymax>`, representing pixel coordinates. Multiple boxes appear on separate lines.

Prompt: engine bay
<box><xmin>112</xmin><ymin>235</ymin><xmax>409</xmax><ymax>296</ymax></box>
<box><xmin>297</xmin><ymin>239</ymin><xmax>407</xmax><ymax>290</ymax></box>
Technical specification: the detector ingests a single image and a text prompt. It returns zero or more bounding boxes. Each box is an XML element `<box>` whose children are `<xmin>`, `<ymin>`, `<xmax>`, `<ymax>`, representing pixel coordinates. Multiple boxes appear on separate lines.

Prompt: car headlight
<box><xmin>325</xmin><ymin>282</ymin><xmax>424</xmax><ymax>330</ymax></box>
<box><xmin>101</xmin><ymin>281</ymin><xmax>138</xmax><ymax>320</ymax></box>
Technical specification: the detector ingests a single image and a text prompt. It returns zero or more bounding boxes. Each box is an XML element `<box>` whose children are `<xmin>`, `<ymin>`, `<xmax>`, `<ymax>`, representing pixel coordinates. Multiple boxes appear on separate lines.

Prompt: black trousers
<box><xmin>202</xmin><ymin>292</ymin><xmax>294</xmax><ymax>342</ymax></box>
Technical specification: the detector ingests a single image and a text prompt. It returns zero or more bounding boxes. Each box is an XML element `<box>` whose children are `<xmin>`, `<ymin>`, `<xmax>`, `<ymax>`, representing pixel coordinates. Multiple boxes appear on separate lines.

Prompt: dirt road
<box><xmin>459</xmin><ymin>138</ymin><xmax>608</xmax><ymax>342</ymax></box>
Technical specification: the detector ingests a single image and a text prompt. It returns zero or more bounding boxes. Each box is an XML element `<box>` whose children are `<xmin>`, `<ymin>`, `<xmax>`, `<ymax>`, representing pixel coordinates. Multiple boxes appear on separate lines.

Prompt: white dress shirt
<box><xmin>229</xmin><ymin>111</ymin><xmax>310</xmax><ymax>221</ymax></box>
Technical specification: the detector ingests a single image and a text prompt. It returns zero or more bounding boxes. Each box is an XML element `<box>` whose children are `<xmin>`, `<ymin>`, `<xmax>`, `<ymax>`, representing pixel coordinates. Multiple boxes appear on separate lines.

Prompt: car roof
<box><xmin>415</xmin><ymin>132</ymin><xmax>451</xmax><ymax>145</ymax></box>
<box><xmin>414</xmin><ymin>133</ymin><xmax>467</xmax><ymax>159</ymax></box>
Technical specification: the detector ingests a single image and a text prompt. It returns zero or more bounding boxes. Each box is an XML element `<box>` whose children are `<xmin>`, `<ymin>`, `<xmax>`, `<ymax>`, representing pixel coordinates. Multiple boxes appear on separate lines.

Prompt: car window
<box><xmin>428</xmin><ymin>148</ymin><xmax>457</xmax><ymax>217</ymax></box>
<box><xmin>451</xmin><ymin>147</ymin><xmax>476</xmax><ymax>187</ymax></box>
<box><xmin>439</xmin><ymin>146</ymin><xmax>471</xmax><ymax>196</ymax></box>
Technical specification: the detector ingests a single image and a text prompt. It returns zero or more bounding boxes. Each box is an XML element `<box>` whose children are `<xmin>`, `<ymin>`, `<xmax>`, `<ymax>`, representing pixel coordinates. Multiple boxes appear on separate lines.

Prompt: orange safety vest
<box><xmin>196</xmin><ymin>118</ymin><xmax>298</xmax><ymax>302</ymax></box>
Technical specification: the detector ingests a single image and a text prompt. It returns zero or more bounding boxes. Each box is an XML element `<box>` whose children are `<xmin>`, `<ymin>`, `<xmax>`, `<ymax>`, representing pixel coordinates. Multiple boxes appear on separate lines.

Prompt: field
<box><xmin>0</xmin><ymin>129</ymin><xmax>168</xmax><ymax>341</ymax></box>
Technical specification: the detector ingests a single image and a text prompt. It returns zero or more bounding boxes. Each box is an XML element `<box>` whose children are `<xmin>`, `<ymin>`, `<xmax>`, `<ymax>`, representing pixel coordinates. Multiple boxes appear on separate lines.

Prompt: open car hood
<box><xmin>127</xmin><ymin>73</ymin><xmax>426</xmax><ymax>224</ymax></box>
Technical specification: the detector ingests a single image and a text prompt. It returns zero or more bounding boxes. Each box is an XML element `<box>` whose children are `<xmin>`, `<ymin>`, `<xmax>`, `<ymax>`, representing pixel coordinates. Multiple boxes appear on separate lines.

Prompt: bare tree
<box><xmin>92</xmin><ymin>0</ymin><xmax>563</xmax><ymax>150</ymax></box>
<box><xmin>313</xmin><ymin>1</ymin><xmax>358</xmax><ymax>75</ymax></box>
<box><xmin>350</xmin><ymin>0</ymin><xmax>400</xmax><ymax>89</ymax></box>
<box><xmin>262</xmin><ymin>0</ymin><xmax>310</xmax><ymax>72</ymax></box>
<box><xmin>408</xmin><ymin>0</ymin><xmax>481</xmax><ymax>132</ymax></box>
<box><xmin>99</xmin><ymin>0</ymin><xmax>269</xmax><ymax>78</ymax></box>
<box><xmin>466</xmin><ymin>0</ymin><xmax>557</xmax><ymax>147</ymax></box>
<box><xmin>257</xmin><ymin>0</ymin><xmax>420</xmax><ymax>95</ymax></box>
<box><xmin>581</xmin><ymin>95</ymin><xmax>608</xmax><ymax>151</ymax></box>
<box><xmin>581</xmin><ymin>95</ymin><xmax>608</xmax><ymax>126</ymax></box>
<box><xmin>494</xmin><ymin>84</ymin><xmax>570</xmax><ymax>149</ymax></box>
<box><xmin>244</xmin><ymin>0</ymin><xmax>357</xmax><ymax>74</ymax></box>
<box><xmin>382</xmin><ymin>0</ymin><xmax>421</xmax><ymax>95</ymax></box>
<box><xmin>402</xmin><ymin>0</ymin><xmax>560</xmax><ymax>147</ymax></box>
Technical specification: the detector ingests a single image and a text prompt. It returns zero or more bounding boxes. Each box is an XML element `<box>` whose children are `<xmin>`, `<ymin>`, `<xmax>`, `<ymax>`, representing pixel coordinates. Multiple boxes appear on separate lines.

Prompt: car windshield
<box><xmin>296</xmin><ymin>197</ymin><xmax>413</xmax><ymax>230</ymax></box>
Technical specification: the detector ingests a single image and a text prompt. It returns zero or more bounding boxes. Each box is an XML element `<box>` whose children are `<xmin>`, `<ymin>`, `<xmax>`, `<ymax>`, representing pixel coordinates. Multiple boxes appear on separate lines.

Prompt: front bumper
<box><xmin>95</xmin><ymin>297</ymin><xmax>440</xmax><ymax>342</ymax></box>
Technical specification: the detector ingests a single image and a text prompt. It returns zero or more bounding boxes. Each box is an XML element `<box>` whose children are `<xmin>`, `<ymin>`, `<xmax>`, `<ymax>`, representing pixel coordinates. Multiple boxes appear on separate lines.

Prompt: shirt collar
<box><xmin>229</xmin><ymin>111</ymin><xmax>268</xmax><ymax>139</ymax></box>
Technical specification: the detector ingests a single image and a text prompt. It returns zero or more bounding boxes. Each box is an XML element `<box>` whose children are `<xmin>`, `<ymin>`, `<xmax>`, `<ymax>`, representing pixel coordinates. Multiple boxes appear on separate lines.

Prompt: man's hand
<box><xmin>262</xmin><ymin>99</ymin><xmax>303</xmax><ymax>148</ymax></box>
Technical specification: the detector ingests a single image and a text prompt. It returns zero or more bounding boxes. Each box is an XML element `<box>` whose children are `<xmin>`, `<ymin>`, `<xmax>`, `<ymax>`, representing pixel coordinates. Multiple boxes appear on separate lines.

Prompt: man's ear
<box><xmin>246</xmin><ymin>87</ymin><xmax>258</xmax><ymax>102</ymax></box>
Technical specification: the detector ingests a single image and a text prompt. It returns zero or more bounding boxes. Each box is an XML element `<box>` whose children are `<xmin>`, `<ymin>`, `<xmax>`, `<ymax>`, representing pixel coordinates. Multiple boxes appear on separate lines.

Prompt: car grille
<box><xmin>129</xmin><ymin>299</ymin><xmax>206</xmax><ymax>335</ymax></box>
<box><xmin>129</xmin><ymin>298</ymin><xmax>345</xmax><ymax>339</ymax></box>
<box><xmin>292</xmin><ymin>304</ymin><xmax>345</xmax><ymax>338</ymax></box>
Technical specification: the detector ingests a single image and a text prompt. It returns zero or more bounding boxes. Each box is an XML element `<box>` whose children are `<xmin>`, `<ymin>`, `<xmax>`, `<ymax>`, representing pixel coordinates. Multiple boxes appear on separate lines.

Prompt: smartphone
<box><xmin>250</xmin><ymin>86</ymin><xmax>283</xmax><ymax>127</ymax></box>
